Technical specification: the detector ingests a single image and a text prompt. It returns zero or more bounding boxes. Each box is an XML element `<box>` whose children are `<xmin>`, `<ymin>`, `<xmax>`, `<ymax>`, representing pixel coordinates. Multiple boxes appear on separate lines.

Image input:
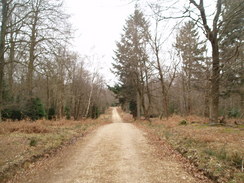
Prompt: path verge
<box><xmin>0</xmin><ymin>109</ymin><xmax>112</xmax><ymax>182</ymax></box>
<box><xmin>117</xmin><ymin>109</ymin><xmax>243</xmax><ymax>183</ymax></box>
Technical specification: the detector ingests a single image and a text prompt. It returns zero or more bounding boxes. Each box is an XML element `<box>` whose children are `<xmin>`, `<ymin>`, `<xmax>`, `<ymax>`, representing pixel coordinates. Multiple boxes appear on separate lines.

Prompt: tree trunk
<box><xmin>209</xmin><ymin>39</ymin><xmax>220</xmax><ymax>123</ymax></box>
<box><xmin>203</xmin><ymin>68</ymin><xmax>211</xmax><ymax>117</ymax></box>
<box><xmin>240</xmin><ymin>59</ymin><xmax>244</xmax><ymax>117</ymax></box>
<box><xmin>46</xmin><ymin>75</ymin><xmax>50</xmax><ymax>110</ymax></box>
<box><xmin>0</xmin><ymin>0</ymin><xmax>8</xmax><ymax>122</ymax></box>
<box><xmin>144</xmin><ymin>59</ymin><xmax>152</xmax><ymax>120</ymax></box>
<box><xmin>27</xmin><ymin>35</ymin><xmax>35</xmax><ymax>96</ymax></box>
<box><xmin>182</xmin><ymin>76</ymin><xmax>187</xmax><ymax>115</ymax></box>
<box><xmin>189</xmin><ymin>0</ymin><xmax>222</xmax><ymax>123</ymax></box>
<box><xmin>27</xmin><ymin>11</ymin><xmax>38</xmax><ymax>97</ymax></box>
<box><xmin>8</xmin><ymin>30</ymin><xmax>15</xmax><ymax>97</ymax></box>
<box><xmin>136</xmin><ymin>90</ymin><xmax>141</xmax><ymax>119</ymax></box>
<box><xmin>155</xmin><ymin>46</ymin><xmax>169</xmax><ymax>119</ymax></box>
<box><xmin>74</xmin><ymin>93</ymin><xmax>83</xmax><ymax>120</ymax></box>
<box><xmin>240</xmin><ymin>92</ymin><xmax>244</xmax><ymax>118</ymax></box>
<box><xmin>204</xmin><ymin>89</ymin><xmax>210</xmax><ymax>117</ymax></box>
<box><xmin>187</xmin><ymin>66</ymin><xmax>192</xmax><ymax>115</ymax></box>
<box><xmin>159</xmin><ymin>77</ymin><xmax>169</xmax><ymax>119</ymax></box>
<box><xmin>85</xmin><ymin>84</ymin><xmax>94</xmax><ymax>118</ymax></box>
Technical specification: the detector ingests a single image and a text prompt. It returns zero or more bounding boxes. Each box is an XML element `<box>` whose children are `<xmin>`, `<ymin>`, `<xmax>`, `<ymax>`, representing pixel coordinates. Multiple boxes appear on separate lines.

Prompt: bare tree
<box><xmin>25</xmin><ymin>0</ymin><xmax>70</xmax><ymax>97</ymax></box>
<box><xmin>148</xmin><ymin>5</ymin><xmax>178</xmax><ymax>119</ymax></box>
<box><xmin>187</xmin><ymin>0</ymin><xmax>222</xmax><ymax>123</ymax></box>
<box><xmin>85</xmin><ymin>72</ymin><xmax>96</xmax><ymax>118</ymax></box>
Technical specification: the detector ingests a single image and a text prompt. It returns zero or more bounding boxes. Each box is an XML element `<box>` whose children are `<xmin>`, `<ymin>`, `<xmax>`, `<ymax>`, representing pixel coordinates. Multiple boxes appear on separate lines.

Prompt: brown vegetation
<box><xmin>118</xmin><ymin>110</ymin><xmax>244</xmax><ymax>183</ymax></box>
<box><xmin>0</xmin><ymin>108</ymin><xmax>112</xmax><ymax>182</ymax></box>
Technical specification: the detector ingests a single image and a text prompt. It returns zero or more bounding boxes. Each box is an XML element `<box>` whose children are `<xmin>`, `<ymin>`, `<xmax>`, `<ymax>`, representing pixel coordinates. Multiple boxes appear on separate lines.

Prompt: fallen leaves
<box><xmin>132</xmin><ymin>116</ymin><xmax>244</xmax><ymax>183</ymax></box>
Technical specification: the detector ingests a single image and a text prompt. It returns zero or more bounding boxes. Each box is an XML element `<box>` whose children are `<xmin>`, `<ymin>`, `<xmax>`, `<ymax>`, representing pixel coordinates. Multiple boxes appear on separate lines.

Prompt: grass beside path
<box><xmin>118</xmin><ymin>109</ymin><xmax>244</xmax><ymax>183</ymax></box>
<box><xmin>0</xmin><ymin>108</ymin><xmax>112</xmax><ymax>182</ymax></box>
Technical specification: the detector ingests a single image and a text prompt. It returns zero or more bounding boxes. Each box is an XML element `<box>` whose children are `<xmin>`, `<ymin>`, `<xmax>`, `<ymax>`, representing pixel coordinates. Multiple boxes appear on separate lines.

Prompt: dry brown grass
<box><xmin>0</xmin><ymin>112</ymin><xmax>112</xmax><ymax>182</ymax></box>
<box><xmin>0</xmin><ymin>121</ymin><xmax>51</xmax><ymax>134</ymax></box>
<box><xmin>151</xmin><ymin>115</ymin><xmax>244</xmax><ymax>149</ymax></box>
<box><xmin>121</xmin><ymin>113</ymin><xmax>244</xmax><ymax>183</ymax></box>
<box><xmin>0</xmin><ymin>112</ymin><xmax>112</xmax><ymax>135</ymax></box>
<box><xmin>153</xmin><ymin>115</ymin><xmax>208</xmax><ymax>127</ymax></box>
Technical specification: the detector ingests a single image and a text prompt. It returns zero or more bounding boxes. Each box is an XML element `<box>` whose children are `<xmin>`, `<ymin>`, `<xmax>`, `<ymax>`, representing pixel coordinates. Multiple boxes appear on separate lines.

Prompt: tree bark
<box><xmin>209</xmin><ymin>39</ymin><xmax>220</xmax><ymax>123</ymax></box>
<box><xmin>136</xmin><ymin>90</ymin><xmax>141</xmax><ymax>119</ymax></box>
<box><xmin>46</xmin><ymin>75</ymin><xmax>50</xmax><ymax>110</ymax></box>
<box><xmin>85</xmin><ymin>82</ymin><xmax>94</xmax><ymax>118</ymax></box>
<box><xmin>8</xmin><ymin>31</ymin><xmax>15</xmax><ymax>95</ymax></box>
<box><xmin>240</xmin><ymin>60</ymin><xmax>244</xmax><ymax>117</ymax></box>
<box><xmin>0</xmin><ymin>0</ymin><xmax>8</xmax><ymax>122</ymax></box>
<box><xmin>143</xmin><ymin>59</ymin><xmax>152</xmax><ymax>120</ymax></box>
<box><xmin>187</xmin><ymin>62</ymin><xmax>192</xmax><ymax>115</ymax></box>
<box><xmin>154</xmin><ymin>33</ymin><xmax>169</xmax><ymax>119</ymax></box>
<box><xmin>27</xmin><ymin>11</ymin><xmax>38</xmax><ymax>97</ymax></box>
<box><xmin>189</xmin><ymin>0</ymin><xmax>222</xmax><ymax>123</ymax></box>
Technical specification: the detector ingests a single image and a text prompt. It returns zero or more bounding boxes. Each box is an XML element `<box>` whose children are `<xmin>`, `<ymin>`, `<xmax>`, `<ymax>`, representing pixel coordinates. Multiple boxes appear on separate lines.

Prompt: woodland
<box><xmin>0</xmin><ymin>0</ymin><xmax>243</xmax><ymax>123</ymax></box>
<box><xmin>112</xmin><ymin>0</ymin><xmax>243</xmax><ymax>123</ymax></box>
<box><xmin>0</xmin><ymin>1</ymin><xmax>243</xmax><ymax>182</ymax></box>
<box><xmin>0</xmin><ymin>0</ymin><xmax>114</xmax><ymax>122</ymax></box>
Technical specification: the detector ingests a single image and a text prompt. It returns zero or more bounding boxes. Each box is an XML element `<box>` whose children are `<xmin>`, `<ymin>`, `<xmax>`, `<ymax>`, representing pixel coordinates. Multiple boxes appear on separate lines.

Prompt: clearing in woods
<box><xmin>10</xmin><ymin>108</ymin><xmax>211</xmax><ymax>183</ymax></box>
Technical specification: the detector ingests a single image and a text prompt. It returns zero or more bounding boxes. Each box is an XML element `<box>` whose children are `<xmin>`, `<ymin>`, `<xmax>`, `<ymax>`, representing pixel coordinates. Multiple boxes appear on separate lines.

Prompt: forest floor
<box><xmin>1</xmin><ymin>108</ymin><xmax>213</xmax><ymax>183</ymax></box>
<box><xmin>118</xmin><ymin>111</ymin><xmax>244</xmax><ymax>183</ymax></box>
<box><xmin>0</xmin><ymin>109</ymin><xmax>112</xmax><ymax>182</ymax></box>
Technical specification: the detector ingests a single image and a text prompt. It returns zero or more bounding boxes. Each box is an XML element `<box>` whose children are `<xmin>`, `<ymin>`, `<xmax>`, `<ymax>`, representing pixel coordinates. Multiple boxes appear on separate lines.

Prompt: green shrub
<box><xmin>65</xmin><ymin>106</ymin><xmax>71</xmax><ymax>120</ymax></box>
<box><xmin>29</xmin><ymin>138</ymin><xmax>38</xmax><ymax>146</ymax></box>
<box><xmin>2</xmin><ymin>108</ymin><xmax>12</xmax><ymax>119</ymax></box>
<box><xmin>179</xmin><ymin>120</ymin><xmax>188</xmax><ymax>125</ymax></box>
<box><xmin>129</xmin><ymin>100</ymin><xmax>137</xmax><ymax>119</ymax></box>
<box><xmin>2</xmin><ymin>108</ymin><xmax>23</xmax><ymax>121</ymax></box>
<box><xmin>229</xmin><ymin>152</ymin><xmax>243</xmax><ymax>169</ymax></box>
<box><xmin>169</xmin><ymin>103</ymin><xmax>177</xmax><ymax>114</ymax></box>
<box><xmin>24</xmin><ymin>97</ymin><xmax>46</xmax><ymax>121</ymax></box>
<box><xmin>204</xmin><ymin>147</ymin><xmax>227</xmax><ymax>161</ymax></box>
<box><xmin>47</xmin><ymin>107</ymin><xmax>55</xmax><ymax>120</ymax></box>
<box><xmin>91</xmin><ymin>105</ymin><xmax>99</xmax><ymax>119</ymax></box>
<box><xmin>218</xmin><ymin>148</ymin><xmax>227</xmax><ymax>160</ymax></box>
<box><xmin>204</xmin><ymin>148</ymin><xmax>215</xmax><ymax>156</ymax></box>
<box><xmin>228</xmin><ymin>109</ymin><xmax>240</xmax><ymax>118</ymax></box>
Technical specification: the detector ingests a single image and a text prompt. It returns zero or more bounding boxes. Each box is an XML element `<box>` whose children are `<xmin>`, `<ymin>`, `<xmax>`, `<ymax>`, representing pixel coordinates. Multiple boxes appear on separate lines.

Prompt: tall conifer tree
<box><xmin>113</xmin><ymin>8</ymin><xmax>151</xmax><ymax>119</ymax></box>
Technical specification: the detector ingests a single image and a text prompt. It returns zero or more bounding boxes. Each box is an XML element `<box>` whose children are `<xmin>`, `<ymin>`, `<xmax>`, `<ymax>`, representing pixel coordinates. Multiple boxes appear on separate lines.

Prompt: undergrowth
<box><xmin>0</xmin><ymin>108</ymin><xmax>112</xmax><ymax>182</ymax></box>
<box><xmin>132</xmin><ymin>115</ymin><xmax>244</xmax><ymax>183</ymax></box>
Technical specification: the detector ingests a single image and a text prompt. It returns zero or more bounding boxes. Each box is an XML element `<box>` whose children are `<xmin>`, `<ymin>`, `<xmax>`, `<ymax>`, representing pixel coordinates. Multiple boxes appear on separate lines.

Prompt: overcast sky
<box><xmin>63</xmin><ymin>0</ymin><xmax>216</xmax><ymax>85</ymax></box>
<box><xmin>63</xmin><ymin>0</ymin><xmax>137</xmax><ymax>85</ymax></box>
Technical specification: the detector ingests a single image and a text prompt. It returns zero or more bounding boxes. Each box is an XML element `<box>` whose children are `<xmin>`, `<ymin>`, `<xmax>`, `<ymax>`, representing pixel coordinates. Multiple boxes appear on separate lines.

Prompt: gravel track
<box><xmin>12</xmin><ymin>108</ymin><xmax>207</xmax><ymax>183</ymax></box>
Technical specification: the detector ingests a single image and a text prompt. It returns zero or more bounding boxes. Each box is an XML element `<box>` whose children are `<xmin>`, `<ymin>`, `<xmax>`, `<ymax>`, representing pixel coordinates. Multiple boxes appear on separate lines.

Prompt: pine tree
<box><xmin>24</xmin><ymin>97</ymin><xmax>46</xmax><ymax>121</ymax></box>
<box><xmin>112</xmin><ymin>8</ymin><xmax>151</xmax><ymax>119</ymax></box>
<box><xmin>220</xmin><ymin>0</ymin><xmax>244</xmax><ymax>116</ymax></box>
<box><xmin>175</xmin><ymin>21</ymin><xmax>207</xmax><ymax>115</ymax></box>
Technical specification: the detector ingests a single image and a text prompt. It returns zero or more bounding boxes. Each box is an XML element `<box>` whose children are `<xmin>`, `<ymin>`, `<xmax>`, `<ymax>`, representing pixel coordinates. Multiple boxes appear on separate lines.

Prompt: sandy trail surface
<box><xmin>11</xmin><ymin>108</ymin><xmax>206</xmax><ymax>183</ymax></box>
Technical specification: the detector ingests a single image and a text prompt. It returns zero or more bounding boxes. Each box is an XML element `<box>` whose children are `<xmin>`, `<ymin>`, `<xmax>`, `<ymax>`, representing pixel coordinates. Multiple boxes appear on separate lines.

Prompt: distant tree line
<box><xmin>111</xmin><ymin>0</ymin><xmax>243</xmax><ymax>122</ymax></box>
<box><xmin>0</xmin><ymin>0</ymin><xmax>114</xmax><ymax>122</ymax></box>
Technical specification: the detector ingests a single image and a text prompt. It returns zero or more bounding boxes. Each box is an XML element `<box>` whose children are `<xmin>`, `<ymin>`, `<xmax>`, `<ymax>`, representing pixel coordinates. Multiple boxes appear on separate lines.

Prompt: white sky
<box><xmin>63</xmin><ymin>0</ymin><xmax>136</xmax><ymax>85</ymax></box>
<box><xmin>63</xmin><ymin>0</ymin><xmax>217</xmax><ymax>85</ymax></box>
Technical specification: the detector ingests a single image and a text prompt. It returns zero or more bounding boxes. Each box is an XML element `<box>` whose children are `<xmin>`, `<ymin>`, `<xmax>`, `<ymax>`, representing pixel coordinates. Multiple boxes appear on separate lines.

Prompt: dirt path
<box><xmin>11</xmin><ymin>108</ymin><xmax>209</xmax><ymax>183</ymax></box>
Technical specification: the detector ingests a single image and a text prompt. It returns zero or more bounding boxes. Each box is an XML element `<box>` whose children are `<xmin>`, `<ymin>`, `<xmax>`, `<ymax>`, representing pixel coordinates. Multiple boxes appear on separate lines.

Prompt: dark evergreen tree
<box><xmin>47</xmin><ymin>107</ymin><xmax>55</xmax><ymax>120</ymax></box>
<box><xmin>112</xmin><ymin>8</ymin><xmax>151</xmax><ymax>118</ymax></box>
<box><xmin>91</xmin><ymin>105</ymin><xmax>99</xmax><ymax>119</ymax></box>
<box><xmin>24</xmin><ymin>97</ymin><xmax>46</xmax><ymax>120</ymax></box>
<box><xmin>220</xmin><ymin>0</ymin><xmax>244</xmax><ymax>116</ymax></box>
<box><xmin>65</xmin><ymin>106</ymin><xmax>71</xmax><ymax>120</ymax></box>
<box><xmin>175</xmin><ymin>21</ymin><xmax>208</xmax><ymax>115</ymax></box>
